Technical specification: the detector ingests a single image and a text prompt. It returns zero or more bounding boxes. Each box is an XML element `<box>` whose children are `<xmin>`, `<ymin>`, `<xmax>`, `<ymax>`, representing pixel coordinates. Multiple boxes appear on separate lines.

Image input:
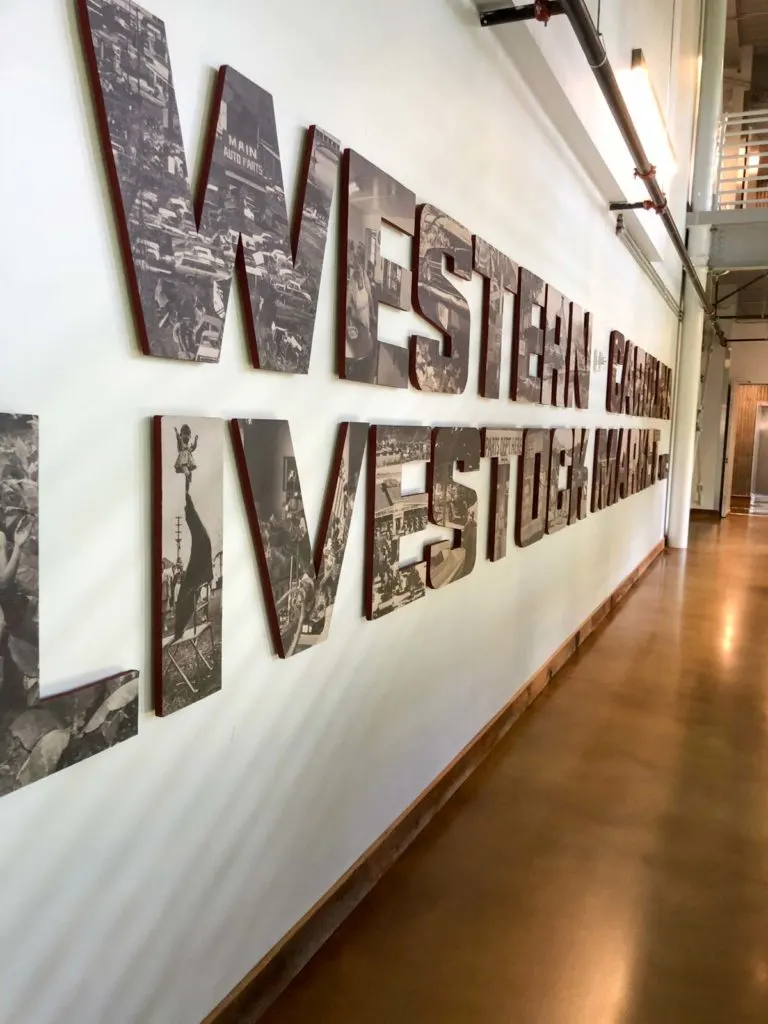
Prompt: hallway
<box><xmin>262</xmin><ymin>518</ymin><xmax>768</xmax><ymax>1024</ymax></box>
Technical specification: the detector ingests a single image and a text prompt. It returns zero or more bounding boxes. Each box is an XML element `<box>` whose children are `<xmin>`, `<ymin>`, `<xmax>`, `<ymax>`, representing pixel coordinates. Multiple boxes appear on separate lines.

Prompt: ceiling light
<box><xmin>618</xmin><ymin>49</ymin><xmax>677</xmax><ymax>189</ymax></box>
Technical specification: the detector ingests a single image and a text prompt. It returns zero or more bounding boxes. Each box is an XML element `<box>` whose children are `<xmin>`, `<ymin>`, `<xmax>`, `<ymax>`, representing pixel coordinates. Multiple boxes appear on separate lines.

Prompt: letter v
<box><xmin>232</xmin><ymin>420</ymin><xmax>367</xmax><ymax>657</ymax></box>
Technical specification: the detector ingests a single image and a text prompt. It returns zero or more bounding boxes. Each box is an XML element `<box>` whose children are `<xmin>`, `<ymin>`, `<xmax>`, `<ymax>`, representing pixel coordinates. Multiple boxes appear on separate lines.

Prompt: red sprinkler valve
<box><xmin>534</xmin><ymin>1</ymin><xmax>553</xmax><ymax>23</ymax></box>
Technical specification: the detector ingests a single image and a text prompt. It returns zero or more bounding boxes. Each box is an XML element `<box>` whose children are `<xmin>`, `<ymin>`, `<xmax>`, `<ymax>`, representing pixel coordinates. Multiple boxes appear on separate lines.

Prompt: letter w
<box><xmin>79</xmin><ymin>0</ymin><xmax>339</xmax><ymax>372</ymax></box>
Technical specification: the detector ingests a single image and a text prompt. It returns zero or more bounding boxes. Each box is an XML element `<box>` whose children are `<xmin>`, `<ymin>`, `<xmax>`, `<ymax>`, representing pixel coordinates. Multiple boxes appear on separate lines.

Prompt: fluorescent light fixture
<box><xmin>618</xmin><ymin>48</ymin><xmax>677</xmax><ymax>189</ymax></box>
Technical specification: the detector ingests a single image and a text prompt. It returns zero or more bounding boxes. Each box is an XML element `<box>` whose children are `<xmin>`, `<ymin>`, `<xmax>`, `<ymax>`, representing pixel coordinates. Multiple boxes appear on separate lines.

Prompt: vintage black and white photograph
<box><xmin>234</xmin><ymin>420</ymin><xmax>367</xmax><ymax>657</ymax></box>
<box><xmin>649</xmin><ymin>429</ymin><xmax>662</xmax><ymax>484</ymax></box>
<box><xmin>655</xmin><ymin>365</ymin><xmax>665</xmax><ymax>418</ymax></box>
<box><xmin>566</xmin><ymin>305</ymin><xmax>591</xmax><ymax>410</ymax></box>
<box><xmin>427</xmin><ymin>428</ymin><xmax>480</xmax><ymax>588</ymax></box>
<box><xmin>591</xmin><ymin>428</ymin><xmax>622</xmax><ymax>512</ymax></box>
<box><xmin>547</xmin><ymin>428</ymin><xmax>573</xmax><ymax>535</ymax></box>
<box><xmin>661</xmin><ymin>366</ymin><xmax>673</xmax><ymax>419</ymax></box>
<box><xmin>155</xmin><ymin>416</ymin><xmax>223</xmax><ymax>715</ymax></box>
<box><xmin>633</xmin><ymin>349</ymin><xmax>647</xmax><ymax>417</ymax></box>
<box><xmin>0</xmin><ymin>415</ymin><xmax>139</xmax><ymax>797</ymax></box>
<box><xmin>627</xmin><ymin>429</ymin><xmax>641</xmax><ymax>496</ymax></box>
<box><xmin>341</xmin><ymin>150</ymin><xmax>415</xmax><ymax>388</ymax></box>
<box><xmin>614</xmin><ymin>429</ymin><xmax>632</xmax><ymax>501</ymax></box>
<box><xmin>542</xmin><ymin>288</ymin><xmax>569</xmax><ymax>408</ymax></box>
<box><xmin>82</xmin><ymin>0</ymin><xmax>339</xmax><ymax>370</ymax></box>
<box><xmin>474</xmin><ymin>238</ymin><xmax>518</xmax><ymax>400</ymax></box>
<box><xmin>512</xmin><ymin>268</ymin><xmax>547</xmax><ymax>403</ymax></box>
<box><xmin>483</xmin><ymin>428</ymin><xmax>522</xmax><ymax>561</ymax></box>
<box><xmin>411</xmin><ymin>205</ymin><xmax>472</xmax><ymax>395</ymax></box>
<box><xmin>607</xmin><ymin>330</ymin><xmax>626</xmax><ymax>414</ymax></box>
<box><xmin>568</xmin><ymin>428</ymin><xmax>590</xmax><ymax>525</ymax></box>
<box><xmin>367</xmin><ymin>425</ymin><xmax>430</xmax><ymax>619</ymax></box>
<box><xmin>644</xmin><ymin>354</ymin><xmax>658</xmax><ymax>418</ymax></box>
<box><xmin>622</xmin><ymin>342</ymin><xmax>636</xmax><ymax>414</ymax></box>
<box><xmin>639</xmin><ymin>431</ymin><xmax>652</xmax><ymax>488</ymax></box>
<box><xmin>515</xmin><ymin>428</ymin><xmax>550</xmax><ymax>548</ymax></box>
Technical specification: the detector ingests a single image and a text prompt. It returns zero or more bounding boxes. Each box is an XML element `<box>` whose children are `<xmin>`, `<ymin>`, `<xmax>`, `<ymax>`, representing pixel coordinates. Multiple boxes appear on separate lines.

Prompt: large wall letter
<box><xmin>566</xmin><ymin>305</ymin><xmax>592</xmax><ymax>409</ymax></box>
<box><xmin>340</xmin><ymin>151</ymin><xmax>415</xmax><ymax>388</ymax></box>
<box><xmin>592</xmin><ymin>428</ymin><xmax>621</xmax><ymax>511</ymax></box>
<box><xmin>512</xmin><ymin>269</ymin><xmax>546</xmax><ymax>403</ymax></box>
<box><xmin>233</xmin><ymin>420</ymin><xmax>367</xmax><ymax>657</ymax></box>
<box><xmin>482</xmin><ymin>428</ymin><xmax>522</xmax><ymax>561</ymax></box>
<box><xmin>411</xmin><ymin>206</ymin><xmax>472</xmax><ymax>394</ymax></box>
<box><xmin>153</xmin><ymin>416</ymin><xmax>224</xmax><ymax>715</ymax></box>
<box><xmin>614</xmin><ymin>429</ymin><xmax>630</xmax><ymax>500</ymax></box>
<box><xmin>427</xmin><ymin>428</ymin><xmax>481</xmax><ymax>587</ymax></box>
<box><xmin>516</xmin><ymin>428</ymin><xmax>550</xmax><ymax>547</ymax></box>
<box><xmin>633</xmin><ymin>349</ymin><xmax>646</xmax><ymax>417</ymax></box>
<box><xmin>473</xmin><ymin>239</ymin><xmax>518</xmax><ymax>400</ymax></box>
<box><xmin>80</xmin><ymin>0</ymin><xmax>339</xmax><ymax>369</ymax></box>
<box><xmin>662</xmin><ymin>367</ymin><xmax>673</xmax><ymax>419</ymax></box>
<box><xmin>0</xmin><ymin>415</ymin><xmax>138</xmax><ymax>798</ymax></box>
<box><xmin>621</xmin><ymin>341</ymin><xmax>636</xmax><ymax>414</ymax></box>
<box><xmin>547</xmin><ymin>428</ymin><xmax>572</xmax><ymax>534</ymax></box>
<box><xmin>608</xmin><ymin>331</ymin><xmax>673</xmax><ymax>422</ymax></box>
<box><xmin>645</xmin><ymin>358</ymin><xmax>658</xmax><ymax>418</ymax></box>
<box><xmin>648</xmin><ymin>429</ymin><xmax>661</xmax><ymax>484</ymax></box>
<box><xmin>366</xmin><ymin>426</ymin><xmax>430</xmax><ymax>618</ymax></box>
<box><xmin>542</xmin><ymin>289</ymin><xmax>569</xmax><ymax>408</ymax></box>
<box><xmin>660</xmin><ymin>363</ymin><xmax>672</xmax><ymax>420</ymax></box>
<box><xmin>636</xmin><ymin>430</ymin><xmax>649</xmax><ymax>491</ymax></box>
<box><xmin>606</xmin><ymin>330</ymin><xmax>625</xmax><ymax>413</ymax></box>
<box><xmin>569</xmin><ymin>428</ymin><xmax>590</xmax><ymax>524</ymax></box>
<box><xmin>626</xmin><ymin>429</ymin><xmax>641</xmax><ymax>496</ymax></box>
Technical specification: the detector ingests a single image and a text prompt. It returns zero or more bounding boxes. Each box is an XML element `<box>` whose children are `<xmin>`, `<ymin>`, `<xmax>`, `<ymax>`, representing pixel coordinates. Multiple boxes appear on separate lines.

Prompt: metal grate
<box><xmin>715</xmin><ymin>109</ymin><xmax>768</xmax><ymax>211</ymax></box>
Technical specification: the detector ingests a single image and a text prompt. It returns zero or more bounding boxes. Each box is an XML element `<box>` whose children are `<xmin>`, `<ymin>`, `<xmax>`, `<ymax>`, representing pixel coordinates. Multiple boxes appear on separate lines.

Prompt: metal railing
<box><xmin>715</xmin><ymin>108</ymin><xmax>768</xmax><ymax>211</ymax></box>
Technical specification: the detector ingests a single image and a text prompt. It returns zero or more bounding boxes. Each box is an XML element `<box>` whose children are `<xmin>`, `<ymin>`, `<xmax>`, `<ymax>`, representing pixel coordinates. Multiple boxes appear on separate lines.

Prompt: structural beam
<box><xmin>710</xmin><ymin>223</ymin><xmax>768</xmax><ymax>270</ymax></box>
<box><xmin>667</xmin><ymin>0</ymin><xmax>728</xmax><ymax>549</ymax></box>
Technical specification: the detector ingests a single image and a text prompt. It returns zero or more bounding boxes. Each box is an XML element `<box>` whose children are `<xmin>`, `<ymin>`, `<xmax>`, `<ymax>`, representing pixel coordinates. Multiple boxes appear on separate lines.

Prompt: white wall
<box><xmin>730</xmin><ymin>340</ymin><xmax>768</xmax><ymax>381</ymax></box>
<box><xmin>0</xmin><ymin>1</ymin><xmax>697</xmax><ymax>1022</ymax></box>
<box><xmin>693</xmin><ymin>341</ymin><xmax>729</xmax><ymax>509</ymax></box>
<box><xmin>695</xmin><ymin>339</ymin><xmax>768</xmax><ymax>513</ymax></box>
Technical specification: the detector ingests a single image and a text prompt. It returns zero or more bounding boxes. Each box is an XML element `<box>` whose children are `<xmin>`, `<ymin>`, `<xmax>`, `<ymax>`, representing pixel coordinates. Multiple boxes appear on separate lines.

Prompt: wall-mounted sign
<box><xmin>0</xmin><ymin>0</ymin><xmax>674</xmax><ymax>799</ymax></box>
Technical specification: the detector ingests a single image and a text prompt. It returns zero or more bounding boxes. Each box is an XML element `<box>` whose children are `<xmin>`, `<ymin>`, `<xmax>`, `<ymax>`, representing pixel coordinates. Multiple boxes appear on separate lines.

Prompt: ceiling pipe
<box><xmin>558</xmin><ymin>0</ymin><xmax>727</xmax><ymax>347</ymax></box>
<box><xmin>479</xmin><ymin>3</ymin><xmax>565</xmax><ymax>27</ymax></box>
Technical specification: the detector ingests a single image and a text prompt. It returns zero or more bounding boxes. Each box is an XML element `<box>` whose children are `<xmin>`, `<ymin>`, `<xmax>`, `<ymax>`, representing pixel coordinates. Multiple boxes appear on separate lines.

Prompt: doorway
<box><xmin>724</xmin><ymin>383</ymin><xmax>768</xmax><ymax>515</ymax></box>
<box><xmin>750</xmin><ymin>403</ymin><xmax>768</xmax><ymax>512</ymax></box>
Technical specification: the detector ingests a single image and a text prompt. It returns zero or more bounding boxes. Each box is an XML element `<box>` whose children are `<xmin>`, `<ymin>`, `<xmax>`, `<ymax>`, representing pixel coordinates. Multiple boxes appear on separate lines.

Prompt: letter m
<box><xmin>79</xmin><ymin>0</ymin><xmax>339</xmax><ymax>372</ymax></box>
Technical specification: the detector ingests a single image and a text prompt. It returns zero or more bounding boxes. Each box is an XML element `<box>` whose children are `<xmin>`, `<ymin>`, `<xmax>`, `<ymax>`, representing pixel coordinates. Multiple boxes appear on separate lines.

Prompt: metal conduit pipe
<box><xmin>615</xmin><ymin>215</ymin><xmax>683</xmax><ymax>319</ymax></box>
<box><xmin>558</xmin><ymin>0</ymin><xmax>727</xmax><ymax>348</ymax></box>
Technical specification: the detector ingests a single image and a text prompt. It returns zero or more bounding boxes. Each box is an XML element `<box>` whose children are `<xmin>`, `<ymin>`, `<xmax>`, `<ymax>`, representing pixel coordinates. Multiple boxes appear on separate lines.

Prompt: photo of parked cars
<box><xmin>368</xmin><ymin>426</ymin><xmax>431</xmax><ymax>619</ymax></box>
<box><xmin>83</xmin><ymin>0</ymin><xmax>339</xmax><ymax>369</ymax></box>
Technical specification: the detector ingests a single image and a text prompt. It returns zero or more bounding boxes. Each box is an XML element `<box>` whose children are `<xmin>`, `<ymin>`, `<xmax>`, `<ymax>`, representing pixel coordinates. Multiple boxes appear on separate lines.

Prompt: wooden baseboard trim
<box><xmin>203</xmin><ymin>538</ymin><xmax>666</xmax><ymax>1024</ymax></box>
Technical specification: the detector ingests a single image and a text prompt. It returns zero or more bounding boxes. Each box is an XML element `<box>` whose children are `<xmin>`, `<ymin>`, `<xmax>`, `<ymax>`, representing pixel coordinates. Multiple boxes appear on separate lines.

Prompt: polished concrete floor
<box><xmin>262</xmin><ymin>517</ymin><xmax>768</xmax><ymax>1024</ymax></box>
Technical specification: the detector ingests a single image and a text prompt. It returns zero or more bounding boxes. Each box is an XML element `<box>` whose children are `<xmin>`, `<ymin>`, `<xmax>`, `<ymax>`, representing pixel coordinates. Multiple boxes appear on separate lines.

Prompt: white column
<box><xmin>667</xmin><ymin>0</ymin><xmax>727</xmax><ymax>549</ymax></box>
<box><xmin>668</xmin><ymin>264</ymin><xmax>707</xmax><ymax>547</ymax></box>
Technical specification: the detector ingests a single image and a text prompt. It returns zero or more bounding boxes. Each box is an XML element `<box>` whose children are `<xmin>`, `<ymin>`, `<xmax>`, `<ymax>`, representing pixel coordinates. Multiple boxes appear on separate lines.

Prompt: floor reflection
<box><xmin>261</xmin><ymin>517</ymin><xmax>768</xmax><ymax>1024</ymax></box>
